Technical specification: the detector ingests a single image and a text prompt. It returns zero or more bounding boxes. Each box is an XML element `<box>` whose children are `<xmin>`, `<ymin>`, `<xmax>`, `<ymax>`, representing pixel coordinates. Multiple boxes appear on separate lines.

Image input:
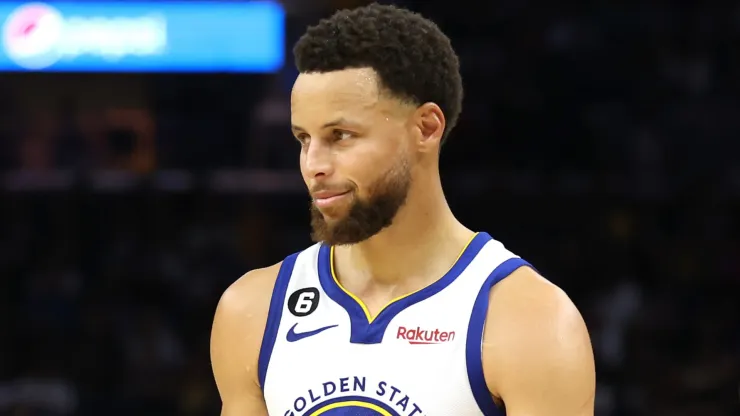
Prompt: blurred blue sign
<box><xmin>0</xmin><ymin>1</ymin><xmax>284</xmax><ymax>72</ymax></box>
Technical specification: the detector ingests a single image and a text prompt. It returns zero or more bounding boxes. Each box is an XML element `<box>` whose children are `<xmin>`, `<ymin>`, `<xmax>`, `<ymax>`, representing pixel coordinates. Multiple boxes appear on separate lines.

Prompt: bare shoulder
<box><xmin>210</xmin><ymin>262</ymin><xmax>283</xmax><ymax>413</ymax></box>
<box><xmin>215</xmin><ymin>262</ymin><xmax>284</xmax><ymax>330</ymax></box>
<box><xmin>212</xmin><ymin>262</ymin><xmax>283</xmax><ymax>365</ymax></box>
<box><xmin>482</xmin><ymin>266</ymin><xmax>595</xmax><ymax>415</ymax></box>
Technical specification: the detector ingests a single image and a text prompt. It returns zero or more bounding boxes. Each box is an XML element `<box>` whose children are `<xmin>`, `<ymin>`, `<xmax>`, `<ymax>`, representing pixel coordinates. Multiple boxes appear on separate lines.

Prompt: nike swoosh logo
<box><xmin>286</xmin><ymin>323</ymin><xmax>338</xmax><ymax>342</ymax></box>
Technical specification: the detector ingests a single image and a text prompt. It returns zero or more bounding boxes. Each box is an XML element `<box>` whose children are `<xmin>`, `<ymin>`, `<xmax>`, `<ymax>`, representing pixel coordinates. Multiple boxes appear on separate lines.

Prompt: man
<box><xmin>211</xmin><ymin>4</ymin><xmax>595</xmax><ymax>415</ymax></box>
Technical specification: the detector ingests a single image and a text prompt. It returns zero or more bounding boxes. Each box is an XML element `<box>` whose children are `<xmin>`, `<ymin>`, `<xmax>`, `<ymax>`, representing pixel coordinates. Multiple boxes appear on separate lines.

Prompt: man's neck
<box><xmin>333</xmin><ymin>191</ymin><xmax>474</xmax><ymax>289</ymax></box>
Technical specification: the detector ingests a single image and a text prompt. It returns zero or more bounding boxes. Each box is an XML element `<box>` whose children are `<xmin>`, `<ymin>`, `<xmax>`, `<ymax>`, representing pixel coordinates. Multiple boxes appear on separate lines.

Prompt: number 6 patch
<box><xmin>287</xmin><ymin>287</ymin><xmax>320</xmax><ymax>317</ymax></box>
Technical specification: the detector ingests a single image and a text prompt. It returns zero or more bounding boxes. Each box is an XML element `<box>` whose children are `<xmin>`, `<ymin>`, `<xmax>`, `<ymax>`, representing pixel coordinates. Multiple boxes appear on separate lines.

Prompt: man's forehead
<box><xmin>290</xmin><ymin>68</ymin><xmax>414</xmax><ymax>128</ymax></box>
<box><xmin>291</xmin><ymin>68</ymin><xmax>381</xmax><ymax>107</ymax></box>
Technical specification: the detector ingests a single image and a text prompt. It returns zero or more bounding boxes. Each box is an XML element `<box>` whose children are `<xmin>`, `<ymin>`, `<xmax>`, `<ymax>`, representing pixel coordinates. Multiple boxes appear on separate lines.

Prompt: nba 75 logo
<box><xmin>2</xmin><ymin>3</ymin><xmax>64</xmax><ymax>69</ymax></box>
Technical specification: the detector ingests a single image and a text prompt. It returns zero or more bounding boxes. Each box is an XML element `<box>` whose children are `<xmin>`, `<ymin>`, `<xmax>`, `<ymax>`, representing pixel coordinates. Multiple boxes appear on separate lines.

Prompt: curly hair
<box><xmin>293</xmin><ymin>3</ymin><xmax>463</xmax><ymax>143</ymax></box>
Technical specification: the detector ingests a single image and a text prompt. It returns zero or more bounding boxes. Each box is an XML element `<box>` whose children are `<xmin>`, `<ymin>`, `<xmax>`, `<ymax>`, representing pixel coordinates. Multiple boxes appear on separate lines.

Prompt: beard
<box><xmin>310</xmin><ymin>156</ymin><xmax>411</xmax><ymax>246</ymax></box>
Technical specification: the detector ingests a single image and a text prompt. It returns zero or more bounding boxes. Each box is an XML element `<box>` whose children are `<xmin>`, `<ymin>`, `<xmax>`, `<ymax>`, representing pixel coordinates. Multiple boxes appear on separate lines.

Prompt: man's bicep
<box><xmin>484</xmin><ymin>271</ymin><xmax>596</xmax><ymax>416</ymax></box>
<box><xmin>211</xmin><ymin>273</ymin><xmax>273</xmax><ymax>415</ymax></box>
<box><xmin>219</xmin><ymin>394</ymin><xmax>268</xmax><ymax>416</ymax></box>
<box><xmin>220</xmin><ymin>395</ymin><xmax>268</xmax><ymax>416</ymax></box>
<box><xmin>211</xmin><ymin>324</ymin><xmax>268</xmax><ymax>415</ymax></box>
<box><xmin>501</xmin><ymin>339</ymin><xmax>595</xmax><ymax>416</ymax></box>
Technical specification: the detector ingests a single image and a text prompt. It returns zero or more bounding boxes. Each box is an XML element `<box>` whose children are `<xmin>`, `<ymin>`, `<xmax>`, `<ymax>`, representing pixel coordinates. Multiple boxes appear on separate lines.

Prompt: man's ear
<box><xmin>414</xmin><ymin>102</ymin><xmax>445</xmax><ymax>153</ymax></box>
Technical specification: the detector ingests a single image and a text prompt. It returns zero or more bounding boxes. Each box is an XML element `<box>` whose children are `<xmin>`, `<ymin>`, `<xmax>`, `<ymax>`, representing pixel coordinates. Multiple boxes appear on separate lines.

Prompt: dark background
<box><xmin>1</xmin><ymin>1</ymin><xmax>739</xmax><ymax>415</ymax></box>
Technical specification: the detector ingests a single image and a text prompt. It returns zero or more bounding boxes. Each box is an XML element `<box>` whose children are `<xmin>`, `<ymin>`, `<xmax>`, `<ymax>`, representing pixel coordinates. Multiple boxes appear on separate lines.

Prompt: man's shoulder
<box><xmin>484</xmin><ymin>266</ymin><xmax>588</xmax><ymax>360</ymax></box>
<box><xmin>216</xmin><ymin>261</ymin><xmax>284</xmax><ymax>327</ymax></box>
<box><xmin>216</xmin><ymin>244</ymin><xmax>320</xmax><ymax>322</ymax></box>
<box><xmin>211</xmin><ymin>260</ymin><xmax>291</xmax><ymax>406</ymax></box>
<box><xmin>482</xmin><ymin>266</ymin><xmax>594</xmax><ymax>404</ymax></box>
<box><xmin>210</xmin><ymin>261</ymin><xmax>286</xmax><ymax>395</ymax></box>
<box><xmin>486</xmin><ymin>266</ymin><xmax>578</xmax><ymax>323</ymax></box>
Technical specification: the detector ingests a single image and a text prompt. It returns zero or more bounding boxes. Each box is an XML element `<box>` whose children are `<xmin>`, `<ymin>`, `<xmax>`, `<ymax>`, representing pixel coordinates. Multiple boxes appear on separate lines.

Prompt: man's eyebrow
<box><xmin>291</xmin><ymin>118</ymin><xmax>361</xmax><ymax>132</ymax></box>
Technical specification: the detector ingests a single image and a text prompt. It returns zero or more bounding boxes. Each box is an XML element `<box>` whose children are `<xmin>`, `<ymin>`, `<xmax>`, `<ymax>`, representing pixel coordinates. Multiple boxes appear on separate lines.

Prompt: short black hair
<box><xmin>293</xmin><ymin>3</ymin><xmax>463</xmax><ymax>143</ymax></box>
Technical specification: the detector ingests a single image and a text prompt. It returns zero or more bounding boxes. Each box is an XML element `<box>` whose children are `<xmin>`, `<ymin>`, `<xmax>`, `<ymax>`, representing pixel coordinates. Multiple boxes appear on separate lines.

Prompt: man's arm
<box><xmin>211</xmin><ymin>263</ymin><xmax>282</xmax><ymax>416</ymax></box>
<box><xmin>483</xmin><ymin>267</ymin><xmax>596</xmax><ymax>416</ymax></box>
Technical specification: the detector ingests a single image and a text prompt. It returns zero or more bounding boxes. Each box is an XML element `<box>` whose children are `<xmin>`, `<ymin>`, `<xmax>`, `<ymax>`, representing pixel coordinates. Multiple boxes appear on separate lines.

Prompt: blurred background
<box><xmin>1</xmin><ymin>0</ymin><xmax>738</xmax><ymax>415</ymax></box>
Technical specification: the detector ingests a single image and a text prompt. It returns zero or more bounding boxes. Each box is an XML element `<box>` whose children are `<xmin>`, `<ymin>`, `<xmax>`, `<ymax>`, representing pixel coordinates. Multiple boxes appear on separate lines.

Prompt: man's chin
<box><xmin>313</xmin><ymin>204</ymin><xmax>349</xmax><ymax>221</ymax></box>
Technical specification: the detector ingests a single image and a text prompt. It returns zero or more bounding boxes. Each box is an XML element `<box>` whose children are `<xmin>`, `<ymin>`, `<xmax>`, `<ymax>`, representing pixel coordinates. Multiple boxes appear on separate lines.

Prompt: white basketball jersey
<box><xmin>258</xmin><ymin>232</ymin><xmax>532</xmax><ymax>416</ymax></box>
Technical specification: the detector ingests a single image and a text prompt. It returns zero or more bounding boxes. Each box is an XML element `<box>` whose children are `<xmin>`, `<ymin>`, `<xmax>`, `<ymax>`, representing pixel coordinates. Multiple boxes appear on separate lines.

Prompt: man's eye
<box><xmin>295</xmin><ymin>134</ymin><xmax>309</xmax><ymax>145</ymax></box>
<box><xmin>334</xmin><ymin>130</ymin><xmax>352</xmax><ymax>141</ymax></box>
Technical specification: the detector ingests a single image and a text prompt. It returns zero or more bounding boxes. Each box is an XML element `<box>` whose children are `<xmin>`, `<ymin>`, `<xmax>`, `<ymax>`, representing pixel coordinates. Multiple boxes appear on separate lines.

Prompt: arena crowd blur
<box><xmin>0</xmin><ymin>0</ymin><xmax>738</xmax><ymax>415</ymax></box>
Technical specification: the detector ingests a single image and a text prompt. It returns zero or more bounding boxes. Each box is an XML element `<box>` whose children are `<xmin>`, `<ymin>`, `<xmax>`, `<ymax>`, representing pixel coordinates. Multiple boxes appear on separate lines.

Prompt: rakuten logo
<box><xmin>396</xmin><ymin>326</ymin><xmax>455</xmax><ymax>344</ymax></box>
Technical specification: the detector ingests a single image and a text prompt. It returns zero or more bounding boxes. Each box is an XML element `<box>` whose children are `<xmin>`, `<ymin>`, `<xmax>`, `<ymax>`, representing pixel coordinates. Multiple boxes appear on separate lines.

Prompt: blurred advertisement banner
<box><xmin>0</xmin><ymin>1</ymin><xmax>285</xmax><ymax>72</ymax></box>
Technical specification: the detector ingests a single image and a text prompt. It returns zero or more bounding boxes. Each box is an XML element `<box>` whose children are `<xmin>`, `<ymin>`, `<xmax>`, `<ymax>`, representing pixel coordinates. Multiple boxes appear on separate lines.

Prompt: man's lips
<box><xmin>312</xmin><ymin>190</ymin><xmax>350</xmax><ymax>208</ymax></box>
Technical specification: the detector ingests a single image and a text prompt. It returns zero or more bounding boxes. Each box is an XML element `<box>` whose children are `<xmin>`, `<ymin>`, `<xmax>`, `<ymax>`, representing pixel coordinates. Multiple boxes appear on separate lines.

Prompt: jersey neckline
<box><xmin>317</xmin><ymin>232</ymin><xmax>492</xmax><ymax>344</ymax></box>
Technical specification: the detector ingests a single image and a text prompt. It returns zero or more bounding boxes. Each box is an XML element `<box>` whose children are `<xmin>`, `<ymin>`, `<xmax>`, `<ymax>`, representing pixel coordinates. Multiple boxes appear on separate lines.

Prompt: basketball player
<box><xmin>211</xmin><ymin>4</ymin><xmax>595</xmax><ymax>415</ymax></box>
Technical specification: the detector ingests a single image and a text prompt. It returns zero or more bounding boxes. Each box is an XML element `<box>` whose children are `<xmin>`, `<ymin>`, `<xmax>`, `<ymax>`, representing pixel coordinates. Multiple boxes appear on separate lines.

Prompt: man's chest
<box><xmin>263</xmin><ymin>303</ymin><xmax>481</xmax><ymax>416</ymax></box>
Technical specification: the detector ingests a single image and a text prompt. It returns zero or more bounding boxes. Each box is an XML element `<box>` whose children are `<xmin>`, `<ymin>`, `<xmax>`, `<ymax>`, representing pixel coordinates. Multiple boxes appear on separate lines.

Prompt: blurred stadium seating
<box><xmin>0</xmin><ymin>1</ymin><xmax>738</xmax><ymax>415</ymax></box>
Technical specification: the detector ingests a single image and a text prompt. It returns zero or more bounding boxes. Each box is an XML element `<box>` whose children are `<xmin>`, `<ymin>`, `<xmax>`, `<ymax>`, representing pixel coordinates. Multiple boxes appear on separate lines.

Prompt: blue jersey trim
<box><xmin>318</xmin><ymin>232</ymin><xmax>492</xmax><ymax>344</ymax></box>
<box><xmin>257</xmin><ymin>251</ymin><xmax>299</xmax><ymax>391</ymax></box>
<box><xmin>466</xmin><ymin>257</ymin><xmax>534</xmax><ymax>416</ymax></box>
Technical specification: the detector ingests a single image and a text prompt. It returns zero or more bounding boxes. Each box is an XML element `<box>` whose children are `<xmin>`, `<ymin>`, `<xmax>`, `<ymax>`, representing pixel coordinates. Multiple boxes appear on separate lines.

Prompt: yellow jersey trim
<box><xmin>310</xmin><ymin>401</ymin><xmax>393</xmax><ymax>416</ymax></box>
<box><xmin>329</xmin><ymin>232</ymin><xmax>479</xmax><ymax>323</ymax></box>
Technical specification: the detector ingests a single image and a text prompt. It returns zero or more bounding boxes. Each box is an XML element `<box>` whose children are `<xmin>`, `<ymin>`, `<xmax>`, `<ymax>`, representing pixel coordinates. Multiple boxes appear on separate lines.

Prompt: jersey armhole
<box><xmin>465</xmin><ymin>257</ymin><xmax>534</xmax><ymax>416</ymax></box>
<box><xmin>257</xmin><ymin>252</ymin><xmax>300</xmax><ymax>391</ymax></box>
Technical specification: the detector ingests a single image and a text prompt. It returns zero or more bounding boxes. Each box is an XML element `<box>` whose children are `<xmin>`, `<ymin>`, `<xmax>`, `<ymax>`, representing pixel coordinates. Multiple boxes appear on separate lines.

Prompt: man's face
<box><xmin>291</xmin><ymin>68</ymin><xmax>415</xmax><ymax>245</ymax></box>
